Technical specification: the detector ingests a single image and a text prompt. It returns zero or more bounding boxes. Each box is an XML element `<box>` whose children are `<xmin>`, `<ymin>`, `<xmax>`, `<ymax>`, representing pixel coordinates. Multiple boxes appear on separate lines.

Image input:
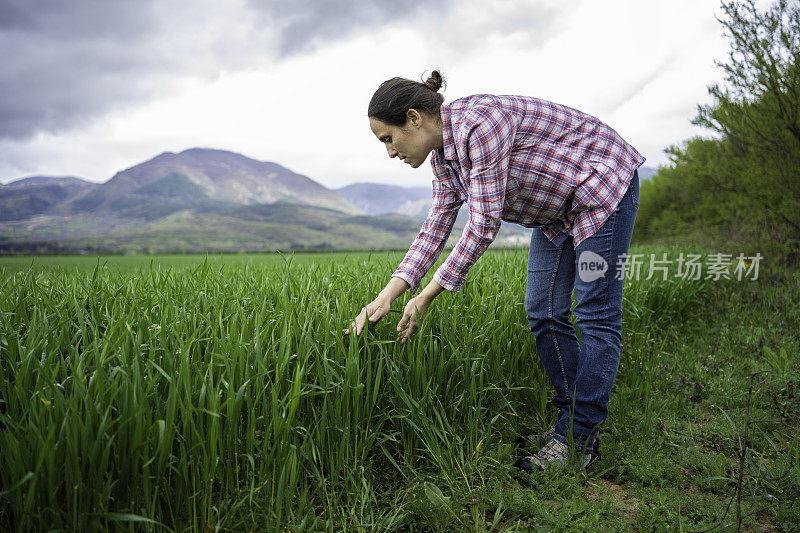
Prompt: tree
<box><xmin>691</xmin><ymin>0</ymin><xmax>800</xmax><ymax>263</ymax></box>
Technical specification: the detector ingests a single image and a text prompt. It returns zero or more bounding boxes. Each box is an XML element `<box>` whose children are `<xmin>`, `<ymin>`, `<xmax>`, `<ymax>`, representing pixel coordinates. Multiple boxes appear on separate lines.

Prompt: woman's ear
<box><xmin>407</xmin><ymin>109</ymin><xmax>422</xmax><ymax>128</ymax></box>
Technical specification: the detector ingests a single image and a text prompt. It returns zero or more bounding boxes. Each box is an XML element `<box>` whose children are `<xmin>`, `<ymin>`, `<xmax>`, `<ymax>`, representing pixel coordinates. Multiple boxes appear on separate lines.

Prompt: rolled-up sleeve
<box><xmin>391</xmin><ymin>176</ymin><xmax>463</xmax><ymax>294</ymax></box>
<box><xmin>433</xmin><ymin>105</ymin><xmax>517</xmax><ymax>292</ymax></box>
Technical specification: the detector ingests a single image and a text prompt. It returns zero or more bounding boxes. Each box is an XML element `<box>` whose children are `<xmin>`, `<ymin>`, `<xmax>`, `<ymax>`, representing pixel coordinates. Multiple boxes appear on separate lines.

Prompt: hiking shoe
<box><xmin>514</xmin><ymin>437</ymin><xmax>598</xmax><ymax>473</ymax></box>
<box><xmin>514</xmin><ymin>426</ymin><xmax>556</xmax><ymax>449</ymax></box>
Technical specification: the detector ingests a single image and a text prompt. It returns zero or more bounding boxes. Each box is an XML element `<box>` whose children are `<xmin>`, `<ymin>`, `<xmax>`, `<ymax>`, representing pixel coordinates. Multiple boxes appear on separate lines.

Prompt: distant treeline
<box><xmin>0</xmin><ymin>240</ymin><xmax>410</xmax><ymax>256</ymax></box>
<box><xmin>633</xmin><ymin>0</ymin><xmax>799</xmax><ymax>268</ymax></box>
<box><xmin>0</xmin><ymin>240</ymin><xmax>109</xmax><ymax>255</ymax></box>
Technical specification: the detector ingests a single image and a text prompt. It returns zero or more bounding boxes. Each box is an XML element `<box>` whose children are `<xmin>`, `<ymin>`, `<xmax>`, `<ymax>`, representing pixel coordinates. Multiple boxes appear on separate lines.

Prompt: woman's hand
<box><xmin>345</xmin><ymin>295</ymin><xmax>393</xmax><ymax>336</ymax></box>
<box><xmin>345</xmin><ymin>277</ymin><xmax>410</xmax><ymax>337</ymax></box>
<box><xmin>396</xmin><ymin>295</ymin><xmax>432</xmax><ymax>344</ymax></box>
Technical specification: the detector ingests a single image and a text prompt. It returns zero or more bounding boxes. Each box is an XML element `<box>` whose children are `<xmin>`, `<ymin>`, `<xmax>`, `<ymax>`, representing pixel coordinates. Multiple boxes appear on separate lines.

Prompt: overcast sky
<box><xmin>0</xmin><ymin>0</ymin><xmax>756</xmax><ymax>188</ymax></box>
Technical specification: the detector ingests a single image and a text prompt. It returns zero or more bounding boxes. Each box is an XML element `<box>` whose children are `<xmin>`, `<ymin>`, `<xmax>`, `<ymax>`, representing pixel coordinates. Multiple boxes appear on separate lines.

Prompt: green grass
<box><xmin>0</xmin><ymin>250</ymin><xmax>407</xmax><ymax>275</ymax></box>
<box><xmin>0</xmin><ymin>245</ymin><xmax>798</xmax><ymax>531</ymax></box>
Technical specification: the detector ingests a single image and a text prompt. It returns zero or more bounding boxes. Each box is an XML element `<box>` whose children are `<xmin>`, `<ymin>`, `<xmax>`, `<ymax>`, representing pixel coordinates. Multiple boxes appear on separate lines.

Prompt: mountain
<box><xmin>0</xmin><ymin>176</ymin><xmax>98</xmax><ymax>221</ymax></box>
<box><xmin>638</xmin><ymin>166</ymin><xmax>658</xmax><ymax>181</ymax></box>
<box><xmin>0</xmin><ymin>149</ymin><xmax>431</xmax><ymax>254</ymax></box>
<box><xmin>53</xmin><ymin>148</ymin><xmax>360</xmax><ymax>218</ymax></box>
<box><xmin>335</xmin><ymin>183</ymin><xmax>431</xmax><ymax>217</ymax></box>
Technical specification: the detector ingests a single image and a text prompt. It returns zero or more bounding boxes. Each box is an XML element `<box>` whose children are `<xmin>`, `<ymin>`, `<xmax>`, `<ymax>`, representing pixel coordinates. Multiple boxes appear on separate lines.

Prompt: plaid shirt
<box><xmin>392</xmin><ymin>94</ymin><xmax>645</xmax><ymax>293</ymax></box>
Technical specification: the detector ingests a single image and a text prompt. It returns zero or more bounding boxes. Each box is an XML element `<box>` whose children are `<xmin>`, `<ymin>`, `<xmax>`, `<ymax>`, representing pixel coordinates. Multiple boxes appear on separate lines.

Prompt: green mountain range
<box><xmin>0</xmin><ymin>149</ymin><xmax>421</xmax><ymax>253</ymax></box>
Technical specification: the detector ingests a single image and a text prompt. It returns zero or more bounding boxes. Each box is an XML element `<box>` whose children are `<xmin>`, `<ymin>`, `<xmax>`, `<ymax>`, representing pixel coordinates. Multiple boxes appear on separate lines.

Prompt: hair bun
<box><xmin>423</xmin><ymin>70</ymin><xmax>444</xmax><ymax>92</ymax></box>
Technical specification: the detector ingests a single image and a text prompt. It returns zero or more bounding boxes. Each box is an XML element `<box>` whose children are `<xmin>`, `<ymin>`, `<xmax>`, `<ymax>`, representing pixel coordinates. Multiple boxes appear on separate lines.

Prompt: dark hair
<box><xmin>367</xmin><ymin>70</ymin><xmax>446</xmax><ymax>127</ymax></box>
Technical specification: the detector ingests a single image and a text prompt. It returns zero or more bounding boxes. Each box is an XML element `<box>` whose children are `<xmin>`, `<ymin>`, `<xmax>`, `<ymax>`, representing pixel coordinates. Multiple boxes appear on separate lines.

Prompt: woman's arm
<box><xmin>380</xmin><ymin>276</ymin><xmax>412</xmax><ymax>302</ymax></box>
<box><xmin>391</xmin><ymin>175</ymin><xmax>463</xmax><ymax>294</ymax></box>
<box><xmin>347</xmin><ymin>170</ymin><xmax>461</xmax><ymax>338</ymax></box>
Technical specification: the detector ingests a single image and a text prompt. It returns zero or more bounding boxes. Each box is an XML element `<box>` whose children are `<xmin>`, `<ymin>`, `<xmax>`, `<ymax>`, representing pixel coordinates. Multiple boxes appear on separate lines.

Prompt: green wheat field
<box><xmin>1</xmin><ymin>246</ymin><xmax>798</xmax><ymax>532</ymax></box>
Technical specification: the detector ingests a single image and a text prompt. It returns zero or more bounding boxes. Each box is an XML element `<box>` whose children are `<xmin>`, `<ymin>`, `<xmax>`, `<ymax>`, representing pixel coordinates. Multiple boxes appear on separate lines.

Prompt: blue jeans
<box><xmin>524</xmin><ymin>169</ymin><xmax>639</xmax><ymax>455</ymax></box>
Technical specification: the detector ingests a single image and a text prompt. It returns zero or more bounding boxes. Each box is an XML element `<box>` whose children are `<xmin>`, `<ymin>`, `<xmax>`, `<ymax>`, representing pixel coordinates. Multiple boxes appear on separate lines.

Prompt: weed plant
<box><xmin>0</xmin><ymin>247</ymin><xmax>797</xmax><ymax>531</ymax></box>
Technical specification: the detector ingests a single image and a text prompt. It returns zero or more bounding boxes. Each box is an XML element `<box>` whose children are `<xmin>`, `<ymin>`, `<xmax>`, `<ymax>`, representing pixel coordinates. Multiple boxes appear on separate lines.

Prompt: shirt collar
<box><xmin>438</xmin><ymin>102</ymin><xmax>457</xmax><ymax>161</ymax></box>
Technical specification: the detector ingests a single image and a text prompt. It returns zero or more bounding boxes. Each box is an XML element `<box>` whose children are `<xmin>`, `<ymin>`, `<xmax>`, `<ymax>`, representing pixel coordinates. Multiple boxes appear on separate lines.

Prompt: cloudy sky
<box><xmin>0</xmin><ymin>0</ymin><xmax>754</xmax><ymax>188</ymax></box>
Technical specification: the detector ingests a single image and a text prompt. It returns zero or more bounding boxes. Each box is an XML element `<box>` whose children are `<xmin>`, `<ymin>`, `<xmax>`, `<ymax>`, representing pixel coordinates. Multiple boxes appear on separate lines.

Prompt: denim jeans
<box><xmin>524</xmin><ymin>169</ymin><xmax>639</xmax><ymax>455</ymax></box>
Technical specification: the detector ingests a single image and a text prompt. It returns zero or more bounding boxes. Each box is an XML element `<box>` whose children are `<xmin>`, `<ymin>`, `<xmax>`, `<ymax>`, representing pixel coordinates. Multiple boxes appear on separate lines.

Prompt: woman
<box><xmin>346</xmin><ymin>70</ymin><xmax>643</xmax><ymax>472</ymax></box>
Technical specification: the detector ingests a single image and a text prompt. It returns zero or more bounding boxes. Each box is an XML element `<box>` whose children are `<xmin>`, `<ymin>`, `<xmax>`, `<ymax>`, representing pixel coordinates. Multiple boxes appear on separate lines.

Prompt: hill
<box><xmin>0</xmin><ymin>149</ymin><xmax>420</xmax><ymax>253</ymax></box>
<box><xmin>0</xmin><ymin>176</ymin><xmax>97</xmax><ymax>221</ymax></box>
<box><xmin>50</xmin><ymin>148</ymin><xmax>361</xmax><ymax>218</ymax></box>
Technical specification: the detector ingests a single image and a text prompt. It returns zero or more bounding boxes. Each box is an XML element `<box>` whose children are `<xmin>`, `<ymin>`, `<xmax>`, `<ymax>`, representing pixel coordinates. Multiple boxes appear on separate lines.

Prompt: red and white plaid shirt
<box><xmin>392</xmin><ymin>94</ymin><xmax>645</xmax><ymax>293</ymax></box>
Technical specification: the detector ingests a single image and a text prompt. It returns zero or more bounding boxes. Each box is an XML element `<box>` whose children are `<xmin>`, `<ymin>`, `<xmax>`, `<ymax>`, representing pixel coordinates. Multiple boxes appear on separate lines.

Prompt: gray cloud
<box><xmin>0</xmin><ymin>0</ymin><xmax>558</xmax><ymax>142</ymax></box>
<box><xmin>0</xmin><ymin>0</ymin><xmax>456</xmax><ymax>141</ymax></box>
<box><xmin>0</xmin><ymin>0</ymin><xmax>281</xmax><ymax>141</ymax></box>
<box><xmin>406</xmin><ymin>0</ymin><xmax>577</xmax><ymax>78</ymax></box>
<box><xmin>594</xmin><ymin>54</ymin><xmax>683</xmax><ymax>116</ymax></box>
<box><xmin>249</xmin><ymin>0</ymin><xmax>453</xmax><ymax>57</ymax></box>
<box><xmin>1</xmin><ymin>1</ymin><xmax>174</xmax><ymax>139</ymax></box>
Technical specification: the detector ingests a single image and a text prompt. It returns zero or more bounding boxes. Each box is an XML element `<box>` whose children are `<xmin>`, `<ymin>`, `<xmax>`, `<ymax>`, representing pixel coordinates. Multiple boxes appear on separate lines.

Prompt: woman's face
<box><xmin>369</xmin><ymin>110</ymin><xmax>438</xmax><ymax>169</ymax></box>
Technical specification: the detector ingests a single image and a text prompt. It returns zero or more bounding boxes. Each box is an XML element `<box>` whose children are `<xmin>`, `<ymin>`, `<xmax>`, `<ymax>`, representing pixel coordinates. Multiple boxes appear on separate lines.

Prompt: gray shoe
<box><xmin>514</xmin><ymin>437</ymin><xmax>595</xmax><ymax>472</ymax></box>
<box><xmin>514</xmin><ymin>427</ymin><xmax>556</xmax><ymax>449</ymax></box>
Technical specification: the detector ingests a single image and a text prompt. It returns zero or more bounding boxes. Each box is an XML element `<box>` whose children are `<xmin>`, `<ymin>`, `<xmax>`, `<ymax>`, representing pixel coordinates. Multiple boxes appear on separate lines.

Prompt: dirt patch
<box><xmin>584</xmin><ymin>479</ymin><xmax>640</xmax><ymax>521</ymax></box>
<box><xmin>541</xmin><ymin>500</ymin><xmax>563</xmax><ymax>508</ymax></box>
<box><xmin>749</xmin><ymin>512</ymin><xmax>779</xmax><ymax>532</ymax></box>
<box><xmin>686</xmin><ymin>483</ymin><xmax>702</xmax><ymax>494</ymax></box>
